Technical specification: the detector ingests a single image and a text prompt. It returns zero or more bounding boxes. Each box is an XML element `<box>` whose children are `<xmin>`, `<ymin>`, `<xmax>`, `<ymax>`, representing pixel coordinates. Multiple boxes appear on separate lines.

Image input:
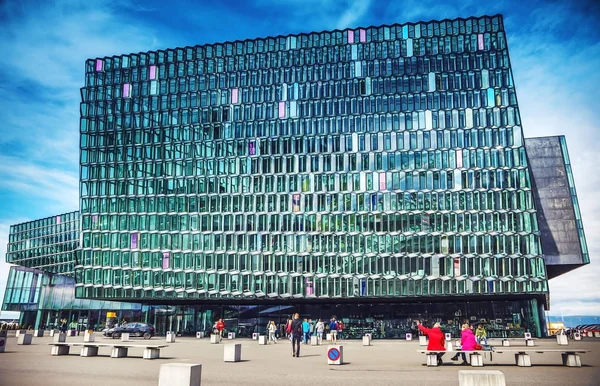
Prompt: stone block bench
<box><xmin>490</xmin><ymin>338</ymin><xmax>536</xmax><ymax>347</ymax></box>
<box><xmin>493</xmin><ymin>348</ymin><xmax>590</xmax><ymax>367</ymax></box>
<box><xmin>419</xmin><ymin>348</ymin><xmax>590</xmax><ymax>367</ymax></box>
<box><xmin>49</xmin><ymin>342</ymin><xmax>168</xmax><ymax>359</ymax></box>
<box><xmin>418</xmin><ymin>350</ymin><xmax>489</xmax><ymax>367</ymax></box>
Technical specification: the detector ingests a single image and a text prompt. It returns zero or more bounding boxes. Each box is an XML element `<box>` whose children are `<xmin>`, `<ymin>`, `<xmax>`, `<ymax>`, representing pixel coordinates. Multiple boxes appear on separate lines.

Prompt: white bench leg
<box><xmin>81</xmin><ymin>346</ymin><xmax>99</xmax><ymax>357</ymax></box>
<box><xmin>51</xmin><ymin>345</ymin><xmax>70</xmax><ymax>356</ymax></box>
<box><xmin>562</xmin><ymin>353</ymin><xmax>581</xmax><ymax>367</ymax></box>
<box><xmin>426</xmin><ymin>354</ymin><xmax>439</xmax><ymax>366</ymax></box>
<box><xmin>111</xmin><ymin>347</ymin><xmax>128</xmax><ymax>358</ymax></box>
<box><xmin>515</xmin><ymin>353</ymin><xmax>532</xmax><ymax>367</ymax></box>
<box><xmin>143</xmin><ymin>348</ymin><xmax>160</xmax><ymax>359</ymax></box>
<box><xmin>469</xmin><ymin>353</ymin><xmax>484</xmax><ymax>367</ymax></box>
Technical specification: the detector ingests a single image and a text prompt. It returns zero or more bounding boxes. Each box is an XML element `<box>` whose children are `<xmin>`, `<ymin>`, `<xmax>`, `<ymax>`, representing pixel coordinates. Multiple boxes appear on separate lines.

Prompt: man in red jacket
<box><xmin>417</xmin><ymin>321</ymin><xmax>446</xmax><ymax>365</ymax></box>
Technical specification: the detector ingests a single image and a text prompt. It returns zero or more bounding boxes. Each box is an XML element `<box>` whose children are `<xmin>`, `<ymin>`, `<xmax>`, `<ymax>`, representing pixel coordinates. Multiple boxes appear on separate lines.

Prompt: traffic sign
<box><xmin>328</xmin><ymin>347</ymin><xmax>340</xmax><ymax>361</ymax></box>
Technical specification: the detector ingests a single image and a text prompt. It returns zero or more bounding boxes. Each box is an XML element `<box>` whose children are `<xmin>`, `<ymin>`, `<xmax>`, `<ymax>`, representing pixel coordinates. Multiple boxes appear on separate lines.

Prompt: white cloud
<box><xmin>0</xmin><ymin>155</ymin><xmax>79</xmax><ymax>214</ymax></box>
<box><xmin>335</xmin><ymin>0</ymin><xmax>373</xmax><ymax>30</ymax></box>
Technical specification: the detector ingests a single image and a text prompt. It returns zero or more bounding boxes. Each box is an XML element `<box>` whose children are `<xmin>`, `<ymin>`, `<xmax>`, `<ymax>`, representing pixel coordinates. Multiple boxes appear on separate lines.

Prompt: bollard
<box><xmin>419</xmin><ymin>335</ymin><xmax>428</xmax><ymax>346</ymax></box>
<box><xmin>17</xmin><ymin>333</ymin><xmax>32</xmax><ymax>345</ymax></box>
<box><xmin>524</xmin><ymin>332</ymin><xmax>532</xmax><ymax>340</ymax></box>
<box><xmin>405</xmin><ymin>333</ymin><xmax>412</xmax><ymax>341</ymax></box>
<box><xmin>258</xmin><ymin>335</ymin><xmax>268</xmax><ymax>345</ymax></box>
<box><xmin>0</xmin><ymin>330</ymin><xmax>7</xmax><ymax>353</ymax></box>
<box><xmin>227</xmin><ymin>332</ymin><xmax>235</xmax><ymax>339</ymax></box>
<box><xmin>595</xmin><ymin>332</ymin><xmax>600</xmax><ymax>338</ymax></box>
<box><xmin>166</xmin><ymin>331</ymin><xmax>176</xmax><ymax>343</ymax></box>
<box><xmin>445</xmin><ymin>340</ymin><xmax>453</xmax><ymax>352</ymax></box>
<box><xmin>458</xmin><ymin>370</ymin><xmax>506</xmax><ymax>386</ymax></box>
<box><xmin>34</xmin><ymin>329</ymin><xmax>44</xmax><ymax>337</ymax></box>
<box><xmin>445</xmin><ymin>333</ymin><xmax>452</xmax><ymax>341</ymax></box>
<box><xmin>210</xmin><ymin>334</ymin><xmax>220</xmax><ymax>344</ymax></box>
<box><xmin>326</xmin><ymin>333</ymin><xmax>331</xmax><ymax>341</ymax></box>
<box><xmin>362</xmin><ymin>335</ymin><xmax>371</xmax><ymax>346</ymax></box>
<box><xmin>121</xmin><ymin>332</ymin><xmax>130</xmax><ymax>341</ymax></box>
<box><xmin>310</xmin><ymin>335</ymin><xmax>319</xmax><ymax>345</ymax></box>
<box><xmin>69</xmin><ymin>329</ymin><xmax>76</xmax><ymax>337</ymax></box>
<box><xmin>223</xmin><ymin>343</ymin><xmax>241</xmax><ymax>362</ymax></box>
<box><xmin>84</xmin><ymin>330</ymin><xmax>95</xmax><ymax>343</ymax></box>
<box><xmin>574</xmin><ymin>332</ymin><xmax>581</xmax><ymax>341</ymax></box>
<box><xmin>556</xmin><ymin>334</ymin><xmax>568</xmax><ymax>346</ymax></box>
<box><xmin>15</xmin><ymin>329</ymin><xmax>25</xmax><ymax>338</ymax></box>
<box><xmin>252</xmin><ymin>332</ymin><xmax>258</xmax><ymax>340</ymax></box>
<box><xmin>327</xmin><ymin>345</ymin><xmax>344</xmax><ymax>365</ymax></box>
<box><xmin>196</xmin><ymin>332</ymin><xmax>205</xmax><ymax>339</ymax></box>
<box><xmin>49</xmin><ymin>330</ymin><xmax>55</xmax><ymax>337</ymax></box>
<box><xmin>54</xmin><ymin>332</ymin><xmax>66</xmax><ymax>343</ymax></box>
<box><xmin>159</xmin><ymin>363</ymin><xmax>202</xmax><ymax>386</ymax></box>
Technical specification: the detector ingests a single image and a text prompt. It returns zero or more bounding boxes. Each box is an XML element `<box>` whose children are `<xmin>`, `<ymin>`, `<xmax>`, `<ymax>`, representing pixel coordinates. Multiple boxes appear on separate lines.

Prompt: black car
<box><xmin>107</xmin><ymin>322</ymin><xmax>155</xmax><ymax>339</ymax></box>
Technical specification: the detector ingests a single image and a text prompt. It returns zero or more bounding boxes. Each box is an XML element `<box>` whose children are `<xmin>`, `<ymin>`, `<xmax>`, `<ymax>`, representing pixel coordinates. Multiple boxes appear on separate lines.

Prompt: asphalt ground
<box><xmin>0</xmin><ymin>333</ymin><xmax>599</xmax><ymax>385</ymax></box>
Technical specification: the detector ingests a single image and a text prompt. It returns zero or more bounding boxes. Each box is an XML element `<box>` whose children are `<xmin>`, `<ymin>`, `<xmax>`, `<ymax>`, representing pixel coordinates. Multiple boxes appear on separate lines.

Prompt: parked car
<box><xmin>105</xmin><ymin>322</ymin><xmax>155</xmax><ymax>339</ymax></box>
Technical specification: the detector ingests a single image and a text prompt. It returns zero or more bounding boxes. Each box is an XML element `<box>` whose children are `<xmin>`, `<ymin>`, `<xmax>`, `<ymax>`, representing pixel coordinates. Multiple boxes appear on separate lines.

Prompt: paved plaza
<box><xmin>0</xmin><ymin>334</ymin><xmax>599</xmax><ymax>385</ymax></box>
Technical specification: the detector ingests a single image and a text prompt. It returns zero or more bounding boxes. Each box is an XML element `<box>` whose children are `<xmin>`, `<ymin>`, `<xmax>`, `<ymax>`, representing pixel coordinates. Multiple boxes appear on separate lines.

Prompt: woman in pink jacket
<box><xmin>451</xmin><ymin>323</ymin><xmax>477</xmax><ymax>364</ymax></box>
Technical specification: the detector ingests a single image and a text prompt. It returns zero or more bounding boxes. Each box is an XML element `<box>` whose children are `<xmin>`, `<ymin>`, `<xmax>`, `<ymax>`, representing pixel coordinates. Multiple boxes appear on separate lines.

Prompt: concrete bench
<box><xmin>496</xmin><ymin>338</ymin><xmax>536</xmax><ymax>347</ymax></box>
<box><xmin>493</xmin><ymin>348</ymin><xmax>590</xmax><ymax>367</ymax></box>
<box><xmin>417</xmin><ymin>350</ymin><xmax>489</xmax><ymax>367</ymax></box>
<box><xmin>49</xmin><ymin>342</ymin><xmax>168</xmax><ymax>359</ymax></box>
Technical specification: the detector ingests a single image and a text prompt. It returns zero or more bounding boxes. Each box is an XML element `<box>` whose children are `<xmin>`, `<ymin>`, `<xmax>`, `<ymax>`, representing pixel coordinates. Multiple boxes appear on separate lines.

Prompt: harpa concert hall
<box><xmin>3</xmin><ymin>14</ymin><xmax>589</xmax><ymax>338</ymax></box>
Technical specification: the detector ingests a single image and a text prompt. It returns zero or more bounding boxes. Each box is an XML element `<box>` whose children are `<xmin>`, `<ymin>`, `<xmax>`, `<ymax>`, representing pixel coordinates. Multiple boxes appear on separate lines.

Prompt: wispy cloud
<box><xmin>0</xmin><ymin>0</ymin><xmax>176</xmax><ymax>220</ymax></box>
<box><xmin>335</xmin><ymin>0</ymin><xmax>373</xmax><ymax>29</ymax></box>
<box><xmin>0</xmin><ymin>155</ymin><xmax>79</xmax><ymax>213</ymax></box>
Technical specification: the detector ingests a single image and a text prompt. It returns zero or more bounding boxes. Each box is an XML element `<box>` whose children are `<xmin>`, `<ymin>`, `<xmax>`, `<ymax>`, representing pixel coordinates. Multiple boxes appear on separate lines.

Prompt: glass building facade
<box><xmin>2</xmin><ymin>265</ymin><xmax>141</xmax><ymax>331</ymax></box>
<box><xmin>76</xmin><ymin>15</ymin><xmax>552</xmax><ymax>336</ymax></box>
<box><xmin>6</xmin><ymin>211</ymin><xmax>79</xmax><ymax>276</ymax></box>
<box><xmin>5</xmin><ymin>15</ymin><xmax>589</xmax><ymax>337</ymax></box>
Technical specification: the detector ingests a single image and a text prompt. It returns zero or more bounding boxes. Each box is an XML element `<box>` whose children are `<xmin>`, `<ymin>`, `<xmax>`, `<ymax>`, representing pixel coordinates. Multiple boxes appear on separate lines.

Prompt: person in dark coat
<box><xmin>291</xmin><ymin>313</ymin><xmax>303</xmax><ymax>357</ymax></box>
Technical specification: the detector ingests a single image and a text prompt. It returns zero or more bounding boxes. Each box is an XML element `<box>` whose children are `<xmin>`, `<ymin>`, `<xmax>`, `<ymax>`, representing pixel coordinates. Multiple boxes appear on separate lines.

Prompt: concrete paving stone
<box><xmin>0</xmin><ymin>336</ymin><xmax>599</xmax><ymax>385</ymax></box>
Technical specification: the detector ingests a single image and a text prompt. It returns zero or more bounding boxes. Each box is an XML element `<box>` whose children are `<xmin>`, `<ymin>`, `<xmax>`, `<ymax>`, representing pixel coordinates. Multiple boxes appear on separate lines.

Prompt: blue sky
<box><xmin>0</xmin><ymin>0</ymin><xmax>599</xmax><ymax>319</ymax></box>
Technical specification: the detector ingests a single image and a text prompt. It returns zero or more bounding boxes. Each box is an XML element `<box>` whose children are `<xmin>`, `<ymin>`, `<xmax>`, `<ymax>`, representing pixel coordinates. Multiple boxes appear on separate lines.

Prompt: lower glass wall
<box><xmin>136</xmin><ymin>298</ymin><xmax>546</xmax><ymax>338</ymax></box>
<box><xmin>2</xmin><ymin>266</ymin><xmax>142</xmax><ymax>331</ymax></box>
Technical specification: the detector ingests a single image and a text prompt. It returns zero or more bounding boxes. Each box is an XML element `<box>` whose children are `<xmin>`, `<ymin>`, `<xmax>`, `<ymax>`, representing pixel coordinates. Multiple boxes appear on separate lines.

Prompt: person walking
<box><xmin>291</xmin><ymin>313</ymin><xmax>303</xmax><ymax>357</ymax></box>
<box><xmin>315</xmin><ymin>319</ymin><xmax>325</xmax><ymax>344</ymax></box>
<box><xmin>475</xmin><ymin>324</ymin><xmax>488</xmax><ymax>345</ymax></box>
<box><xmin>337</xmin><ymin>320</ymin><xmax>345</xmax><ymax>340</ymax></box>
<box><xmin>216</xmin><ymin>319</ymin><xmax>225</xmax><ymax>342</ymax></box>
<box><xmin>302</xmin><ymin>318</ymin><xmax>311</xmax><ymax>344</ymax></box>
<box><xmin>285</xmin><ymin>318</ymin><xmax>293</xmax><ymax>342</ymax></box>
<box><xmin>268</xmin><ymin>321</ymin><xmax>278</xmax><ymax>344</ymax></box>
<box><xmin>329</xmin><ymin>317</ymin><xmax>338</xmax><ymax>344</ymax></box>
<box><xmin>451</xmin><ymin>324</ymin><xmax>477</xmax><ymax>364</ymax></box>
<box><xmin>309</xmin><ymin>318</ymin><xmax>315</xmax><ymax>341</ymax></box>
<box><xmin>416</xmin><ymin>321</ymin><xmax>446</xmax><ymax>365</ymax></box>
<box><xmin>60</xmin><ymin>318</ymin><xmax>67</xmax><ymax>333</ymax></box>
